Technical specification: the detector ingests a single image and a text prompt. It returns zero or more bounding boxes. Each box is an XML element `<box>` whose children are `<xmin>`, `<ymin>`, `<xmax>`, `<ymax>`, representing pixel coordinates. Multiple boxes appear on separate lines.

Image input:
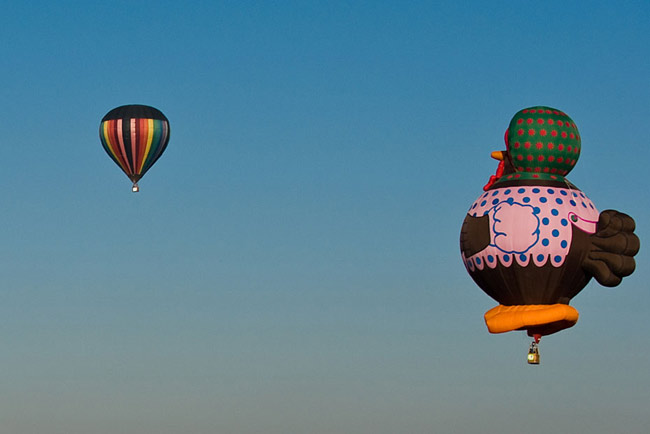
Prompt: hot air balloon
<box><xmin>460</xmin><ymin>106</ymin><xmax>639</xmax><ymax>364</ymax></box>
<box><xmin>99</xmin><ymin>105</ymin><xmax>170</xmax><ymax>192</ymax></box>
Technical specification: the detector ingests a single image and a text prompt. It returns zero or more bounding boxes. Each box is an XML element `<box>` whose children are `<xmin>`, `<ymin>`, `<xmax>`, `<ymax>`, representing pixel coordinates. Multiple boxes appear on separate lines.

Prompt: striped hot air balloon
<box><xmin>99</xmin><ymin>104</ymin><xmax>170</xmax><ymax>192</ymax></box>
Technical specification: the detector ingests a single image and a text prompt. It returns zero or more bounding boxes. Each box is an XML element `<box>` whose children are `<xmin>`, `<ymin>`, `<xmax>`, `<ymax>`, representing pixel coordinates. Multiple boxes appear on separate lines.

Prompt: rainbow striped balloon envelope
<box><xmin>99</xmin><ymin>104</ymin><xmax>170</xmax><ymax>192</ymax></box>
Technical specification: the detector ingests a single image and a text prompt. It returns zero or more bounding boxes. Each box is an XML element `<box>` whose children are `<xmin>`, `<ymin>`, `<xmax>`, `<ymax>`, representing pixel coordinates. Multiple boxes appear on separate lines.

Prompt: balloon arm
<box><xmin>582</xmin><ymin>210</ymin><xmax>639</xmax><ymax>287</ymax></box>
<box><xmin>460</xmin><ymin>214</ymin><xmax>491</xmax><ymax>258</ymax></box>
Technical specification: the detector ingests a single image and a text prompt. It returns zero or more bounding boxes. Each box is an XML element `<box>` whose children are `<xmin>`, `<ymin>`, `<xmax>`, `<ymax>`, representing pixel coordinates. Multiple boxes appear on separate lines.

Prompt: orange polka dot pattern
<box><xmin>507</xmin><ymin>106</ymin><xmax>580</xmax><ymax>177</ymax></box>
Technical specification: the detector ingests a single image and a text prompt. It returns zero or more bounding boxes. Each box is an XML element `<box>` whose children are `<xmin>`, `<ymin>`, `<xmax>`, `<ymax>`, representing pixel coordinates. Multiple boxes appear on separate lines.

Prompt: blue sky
<box><xmin>1</xmin><ymin>1</ymin><xmax>649</xmax><ymax>433</ymax></box>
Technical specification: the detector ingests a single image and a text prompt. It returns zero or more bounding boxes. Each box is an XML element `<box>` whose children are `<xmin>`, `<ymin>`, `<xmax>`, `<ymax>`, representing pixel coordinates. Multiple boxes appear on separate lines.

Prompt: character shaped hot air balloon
<box><xmin>99</xmin><ymin>105</ymin><xmax>170</xmax><ymax>192</ymax></box>
<box><xmin>460</xmin><ymin>106</ymin><xmax>639</xmax><ymax>363</ymax></box>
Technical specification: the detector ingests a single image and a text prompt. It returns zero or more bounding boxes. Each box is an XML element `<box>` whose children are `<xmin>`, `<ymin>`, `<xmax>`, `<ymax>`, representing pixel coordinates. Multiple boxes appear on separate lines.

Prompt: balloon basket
<box><xmin>527</xmin><ymin>340</ymin><xmax>540</xmax><ymax>365</ymax></box>
<box><xmin>132</xmin><ymin>183</ymin><xmax>140</xmax><ymax>193</ymax></box>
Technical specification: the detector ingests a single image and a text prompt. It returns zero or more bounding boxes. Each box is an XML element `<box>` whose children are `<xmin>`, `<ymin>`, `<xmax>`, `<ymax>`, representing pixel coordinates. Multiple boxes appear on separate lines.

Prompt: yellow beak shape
<box><xmin>491</xmin><ymin>151</ymin><xmax>505</xmax><ymax>161</ymax></box>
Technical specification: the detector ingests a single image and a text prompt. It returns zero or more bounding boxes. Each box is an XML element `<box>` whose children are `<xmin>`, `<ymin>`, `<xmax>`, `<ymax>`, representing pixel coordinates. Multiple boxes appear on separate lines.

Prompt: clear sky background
<box><xmin>1</xmin><ymin>1</ymin><xmax>648</xmax><ymax>433</ymax></box>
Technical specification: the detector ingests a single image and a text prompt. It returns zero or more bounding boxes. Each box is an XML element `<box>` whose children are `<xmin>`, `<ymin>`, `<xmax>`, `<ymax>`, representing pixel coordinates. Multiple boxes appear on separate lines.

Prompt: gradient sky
<box><xmin>1</xmin><ymin>1</ymin><xmax>649</xmax><ymax>433</ymax></box>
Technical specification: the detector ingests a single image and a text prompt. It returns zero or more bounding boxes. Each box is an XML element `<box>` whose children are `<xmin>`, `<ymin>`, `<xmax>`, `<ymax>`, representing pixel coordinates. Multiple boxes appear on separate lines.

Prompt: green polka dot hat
<box><xmin>502</xmin><ymin>106</ymin><xmax>581</xmax><ymax>182</ymax></box>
